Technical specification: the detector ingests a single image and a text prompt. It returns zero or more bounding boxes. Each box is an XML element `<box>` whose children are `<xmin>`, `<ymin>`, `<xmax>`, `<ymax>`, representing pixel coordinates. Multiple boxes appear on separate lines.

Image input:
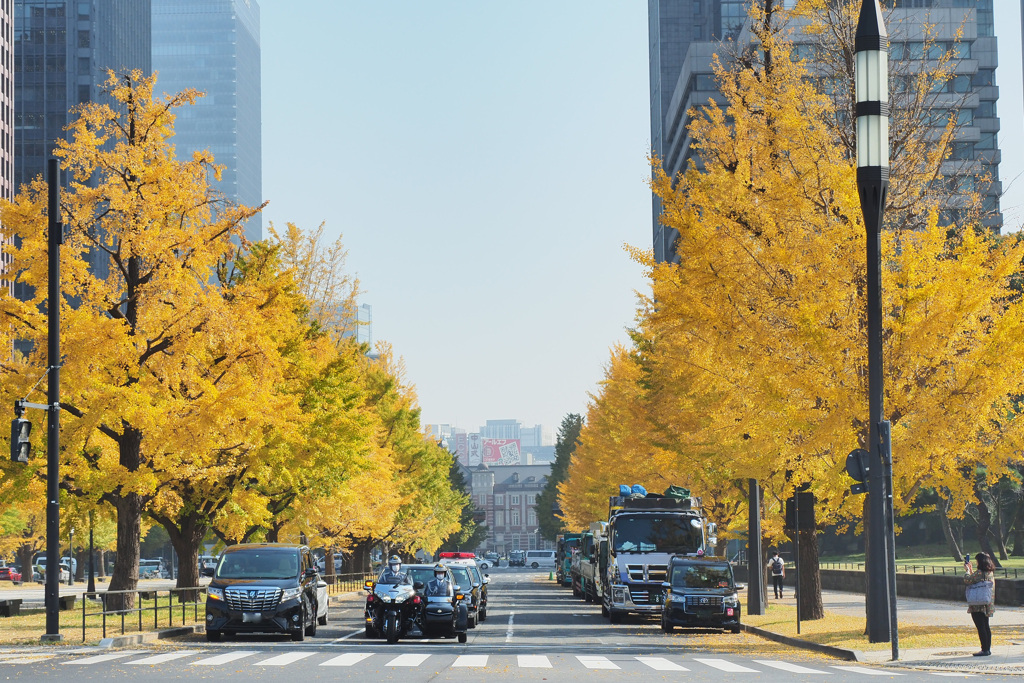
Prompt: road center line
<box><xmin>505</xmin><ymin>610</ymin><xmax>515</xmax><ymax>642</ymax></box>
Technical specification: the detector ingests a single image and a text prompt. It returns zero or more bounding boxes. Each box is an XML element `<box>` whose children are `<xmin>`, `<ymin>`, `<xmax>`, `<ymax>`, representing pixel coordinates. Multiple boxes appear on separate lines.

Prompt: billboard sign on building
<box><xmin>482</xmin><ymin>439</ymin><xmax>521</xmax><ymax>465</ymax></box>
<box><xmin>468</xmin><ymin>433</ymin><xmax>482</xmax><ymax>466</ymax></box>
<box><xmin>454</xmin><ymin>432</ymin><xmax>468</xmax><ymax>466</ymax></box>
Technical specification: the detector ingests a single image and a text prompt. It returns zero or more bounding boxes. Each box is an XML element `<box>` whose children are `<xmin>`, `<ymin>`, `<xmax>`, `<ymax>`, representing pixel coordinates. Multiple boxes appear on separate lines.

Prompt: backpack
<box><xmin>771</xmin><ymin>557</ymin><xmax>784</xmax><ymax>574</ymax></box>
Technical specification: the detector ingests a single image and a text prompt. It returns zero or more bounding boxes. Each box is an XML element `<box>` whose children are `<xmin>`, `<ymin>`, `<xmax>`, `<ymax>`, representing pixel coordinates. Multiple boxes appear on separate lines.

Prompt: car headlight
<box><xmin>725</xmin><ymin>594</ymin><xmax>740</xmax><ymax>608</ymax></box>
<box><xmin>612</xmin><ymin>587</ymin><xmax>626</xmax><ymax>604</ymax></box>
<box><xmin>207</xmin><ymin>587</ymin><xmax>224</xmax><ymax>601</ymax></box>
<box><xmin>281</xmin><ymin>587</ymin><xmax>302</xmax><ymax>601</ymax></box>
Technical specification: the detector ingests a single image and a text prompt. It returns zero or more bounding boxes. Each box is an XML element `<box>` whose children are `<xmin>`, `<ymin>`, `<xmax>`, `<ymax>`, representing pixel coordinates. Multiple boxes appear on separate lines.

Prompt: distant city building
<box><xmin>151</xmin><ymin>0</ymin><xmax>262</xmax><ymax>244</ymax></box>
<box><xmin>14</xmin><ymin>0</ymin><xmax>152</xmax><ymax>294</ymax></box>
<box><xmin>467</xmin><ymin>463</ymin><xmax>553</xmax><ymax>554</ymax></box>
<box><xmin>0</xmin><ymin>0</ymin><xmax>12</xmax><ymax>298</ymax></box>
<box><xmin>431</xmin><ymin>419</ymin><xmax>553</xmax><ymax>467</ymax></box>
<box><xmin>651</xmin><ymin>0</ymin><xmax>1003</xmax><ymax>262</ymax></box>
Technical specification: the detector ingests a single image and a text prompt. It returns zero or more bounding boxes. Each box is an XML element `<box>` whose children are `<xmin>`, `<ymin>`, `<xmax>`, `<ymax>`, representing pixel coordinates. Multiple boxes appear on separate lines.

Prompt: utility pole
<box><xmin>42</xmin><ymin>159</ymin><xmax>63</xmax><ymax>642</ymax></box>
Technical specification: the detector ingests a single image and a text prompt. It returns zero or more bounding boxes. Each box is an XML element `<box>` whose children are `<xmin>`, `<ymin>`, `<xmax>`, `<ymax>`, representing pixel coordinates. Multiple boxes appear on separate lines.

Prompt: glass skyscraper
<box><xmin>13</xmin><ymin>0</ymin><xmax>151</xmax><ymax>290</ymax></box>
<box><xmin>151</xmin><ymin>0</ymin><xmax>262</xmax><ymax>244</ymax></box>
<box><xmin>0</xmin><ymin>1</ymin><xmax>12</xmax><ymax>297</ymax></box>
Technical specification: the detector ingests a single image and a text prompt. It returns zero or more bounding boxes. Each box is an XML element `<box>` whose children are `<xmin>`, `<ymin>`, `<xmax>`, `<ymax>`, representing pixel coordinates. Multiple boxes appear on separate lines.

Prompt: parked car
<box><xmin>526</xmin><ymin>550</ymin><xmax>556</xmax><ymax>569</ymax></box>
<box><xmin>0</xmin><ymin>566</ymin><xmax>21</xmax><ymax>582</ymax></box>
<box><xmin>479</xmin><ymin>551</ymin><xmax>499</xmax><ymax>569</ymax></box>
<box><xmin>660</xmin><ymin>556</ymin><xmax>741</xmax><ymax>634</ymax></box>
<box><xmin>508</xmin><ymin>550</ymin><xmax>526</xmax><ymax>567</ymax></box>
<box><xmin>205</xmin><ymin>543</ymin><xmax>320</xmax><ymax>642</ymax></box>
<box><xmin>139</xmin><ymin>558</ymin><xmax>166</xmax><ymax>579</ymax></box>
<box><xmin>316</xmin><ymin>577</ymin><xmax>329</xmax><ymax>625</ymax></box>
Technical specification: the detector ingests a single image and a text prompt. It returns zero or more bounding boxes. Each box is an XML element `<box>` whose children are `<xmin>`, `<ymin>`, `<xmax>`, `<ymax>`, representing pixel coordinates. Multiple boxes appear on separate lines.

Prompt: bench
<box><xmin>0</xmin><ymin>599</ymin><xmax>22</xmax><ymax>617</ymax></box>
<box><xmin>58</xmin><ymin>595</ymin><xmax>76</xmax><ymax>611</ymax></box>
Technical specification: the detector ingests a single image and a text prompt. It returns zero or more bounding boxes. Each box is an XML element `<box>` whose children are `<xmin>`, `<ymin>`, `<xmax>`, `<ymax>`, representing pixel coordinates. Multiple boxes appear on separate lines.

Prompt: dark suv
<box><xmin>205</xmin><ymin>543</ymin><xmax>320</xmax><ymax>642</ymax></box>
<box><xmin>661</xmin><ymin>556</ymin><xmax>741</xmax><ymax>634</ymax></box>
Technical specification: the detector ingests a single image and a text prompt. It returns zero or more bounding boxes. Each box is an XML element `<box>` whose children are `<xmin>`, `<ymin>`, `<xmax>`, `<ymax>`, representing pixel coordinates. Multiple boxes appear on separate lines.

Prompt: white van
<box><xmin>525</xmin><ymin>550</ymin><xmax>556</xmax><ymax>569</ymax></box>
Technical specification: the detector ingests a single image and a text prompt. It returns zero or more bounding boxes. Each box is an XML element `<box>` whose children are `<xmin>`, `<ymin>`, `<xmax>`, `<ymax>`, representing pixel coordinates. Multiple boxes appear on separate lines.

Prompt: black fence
<box><xmin>820</xmin><ymin>561</ymin><xmax>1023</xmax><ymax>579</ymax></box>
<box><xmin>79</xmin><ymin>587</ymin><xmax>206</xmax><ymax>642</ymax></box>
<box><xmin>325</xmin><ymin>571</ymin><xmax>375</xmax><ymax>594</ymax></box>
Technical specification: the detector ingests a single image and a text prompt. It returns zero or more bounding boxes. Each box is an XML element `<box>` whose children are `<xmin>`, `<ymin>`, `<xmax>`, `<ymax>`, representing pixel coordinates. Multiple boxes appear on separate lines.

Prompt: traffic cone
<box><xmin>549</xmin><ymin>571</ymin><xmax>554</xmax><ymax>581</ymax></box>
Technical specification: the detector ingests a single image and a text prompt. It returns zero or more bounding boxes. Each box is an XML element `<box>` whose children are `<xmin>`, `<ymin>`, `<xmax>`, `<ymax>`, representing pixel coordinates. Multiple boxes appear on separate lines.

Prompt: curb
<box><xmin>741</xmin><ymin>624</ymin><xmax>862</xmax><ymax>662</ymax></box>
<box><xmin>98</xmin><ymin>625</ymin><xmax>204</xmax><ymax>648</ymax></box>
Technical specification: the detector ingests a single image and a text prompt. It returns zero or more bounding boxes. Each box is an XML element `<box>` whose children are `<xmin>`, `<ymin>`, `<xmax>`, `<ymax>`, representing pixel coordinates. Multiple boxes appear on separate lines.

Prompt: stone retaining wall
<box><xmin>733</xmin><ymin>565</ymin><xmax>1024</xmax><ymax>606</ymax></box>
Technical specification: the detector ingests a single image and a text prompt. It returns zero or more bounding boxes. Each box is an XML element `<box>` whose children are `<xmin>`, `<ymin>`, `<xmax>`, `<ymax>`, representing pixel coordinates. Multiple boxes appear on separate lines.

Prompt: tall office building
<box><xmin>151</xmin><ymin>0</ymin><xmax>262</xmax><ymax>244</ymax></box>
<box><xmin>13</xmin><ymin>0</ymin><xmax>150</xmax><ymax>291</ymax></box>
<box><xmin>0</xmin><ymin>1</ymin><xmax>12</xmax><ymax>297</ymax></box>
<box><xmin>650</xmin><ymin>1</ymin><xmax>1003</xmax><ymax>261</ymax></box>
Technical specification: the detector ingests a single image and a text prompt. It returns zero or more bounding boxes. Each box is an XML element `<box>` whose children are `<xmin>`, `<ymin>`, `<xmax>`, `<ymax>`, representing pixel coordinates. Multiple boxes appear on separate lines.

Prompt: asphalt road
<box><xmin>0</xmin><ymin>568</ymin><xmax>996</xmax><ymax>681</ymax></box>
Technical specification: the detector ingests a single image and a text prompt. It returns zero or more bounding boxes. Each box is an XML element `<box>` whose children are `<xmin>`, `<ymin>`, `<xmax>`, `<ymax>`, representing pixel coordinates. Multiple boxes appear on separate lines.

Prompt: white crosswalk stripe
<box><xmin>191</xmin><ymin>651</ymin><xmax>259</xmax><ymax>666</ymax></box>
<box><xmin>831</xmin><ymin>665</ymin><xmax>904</xmax><ymax>676</ymax></box>
<box><xmin>755</xmin><ymin>660</ymin><xmax>832</xmax><ymax>674</ymax></box>
<box><xmin>255</xmin><ymin>652</ymin><xmax>317</xmax><ymax>666</ymax></box>
<box><xmin>386</xmin><ymin>653</ymin><xmax>431</xmax><ymax>667</ymax></box>
<box><xmin>128</xmin><ymin>651</ymin><xmax>204</xmax><ymax>665</ymax></box>
<box><xmin>320</xmin><ymin>652</ymin><xmax>373</xmax><ymax>667</ymax></box>
<box><xmin>518</xmin><ymin>654</ymin><xmax>552</xmax><ymax>668</ymax></box>
<box><xmin>0</xmin><ymin>655</ymin><xmax>55</xmax><ymax>664</ymax></box>
<box><xmin>577</xmin><ymin>655</ymin><xmax>619</xmax><ymax>670</ymax></box>
<box><xmin>693</xmin><ymin>657</ymin><xmax>760</xmax><ymax>673</ymax></box>
<box><xmin>636</xmin><ymin>656</ymin><xmax>689</xmax><ymax>671</ymax></box>
<box><xmin>62</xmin><ymin>653</ymin><xmax>135</xmax><ymax>665</ymax></box>
<box><xmin>452</xmin><ymin>655</ymin><xmax>489</xmax><ymax>667</ymax></box>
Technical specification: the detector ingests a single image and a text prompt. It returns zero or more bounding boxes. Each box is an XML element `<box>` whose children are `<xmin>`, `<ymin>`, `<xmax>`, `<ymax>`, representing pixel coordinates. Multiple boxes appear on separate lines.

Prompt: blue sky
<box><xmin>258</xmin><ymin>1</ymin><xmax>1024</xmax><ymax>435</ymax></box>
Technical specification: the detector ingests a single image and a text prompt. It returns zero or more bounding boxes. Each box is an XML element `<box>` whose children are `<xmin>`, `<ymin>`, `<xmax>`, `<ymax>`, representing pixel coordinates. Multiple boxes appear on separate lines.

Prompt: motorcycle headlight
<box><xmin>281</xmin><ymin>587</ymin><xmax>302</xmax><ymax>601</ymax></box>
<box><xmin>725</xmin><ymin>594</ymin><xmax>740</xmax><ymax>608</ymax></box>
<box><xmin>207</xmin><ymin>587</ymin><xmax>224</xmax><ymax>601</ymax></box>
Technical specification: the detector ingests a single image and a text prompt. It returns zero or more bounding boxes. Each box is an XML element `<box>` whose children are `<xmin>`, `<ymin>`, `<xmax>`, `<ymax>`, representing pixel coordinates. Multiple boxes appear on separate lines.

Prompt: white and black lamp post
<box><xmin>855</xmin><ymin>0</ymin><xmax>897</xmax><ymax>658</ymax></box>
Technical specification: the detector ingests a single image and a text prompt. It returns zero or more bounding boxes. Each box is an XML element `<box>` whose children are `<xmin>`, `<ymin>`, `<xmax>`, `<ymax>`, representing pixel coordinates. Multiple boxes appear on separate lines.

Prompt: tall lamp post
<box><xmin>855</xmin><ymin>0</ymin><xmax>897</xmax><ymax>655</ymax></box>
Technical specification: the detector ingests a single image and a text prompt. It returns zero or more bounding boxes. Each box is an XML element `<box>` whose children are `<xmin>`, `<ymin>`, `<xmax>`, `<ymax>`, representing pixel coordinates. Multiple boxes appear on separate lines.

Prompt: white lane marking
<box><xmin>830</xmin><ymin>666</ymin><xmax>904</xmax><ymax>676</ymax></box>
<box><xmin>756</xmin><ymin>660</ymin><xmax>832</xmax><ymax>674</ymax></box>
<box><xmin>577</xmin><ymin>655</ymin><xmax>619</xmax><ymax>670</ymax></box>
<box><xmin>128</xmin><ymin>651</ymin><xmax>204</xmax><ymax>665</ymax></box>
<box><xmin>931</xmin><ymin>674</ymin><xmax>975</xmax><ymax>678</ymax></box>
<box><xmin>255</xmin><ymin>651</ymin><xmax>317</xmax><ymax>666</ymax></box>
<box><xmin>693</xmin><ymin>658</ymin><xmax>760</xmax><ymax>673</ymax></box>
<box><xmin>332</xmin><ymin>629</ymin><xmax>365</xmax><ymax>642</ymax></box>
<box><xmin>518</xmin><ymin>655</ymin><xmax>552</xmax><ymax>668</ymax></box>
<box><xmin>321</xmin><ymin>653</ymin><xmax>373</xmax><ymax>667</ymax></box>
<box><xmin>0</xmin><ymin>656</ymin><xmax>56</xmax><ymax>664</ymax></box>
<box><xmin>387</xmin><ymin>653</ymin><xmax>431</xmax><ymax>667</ymax></box>
<box><xmin>191</xmin><ymin>651</ymin><xmax>259</xmax><ymax>666</ymax></box>
<box><xmin>63</xmin><ymin>654</ymin><xmax>135</xmax><ymax>665</ymax></box>
<box><xmin>505</xmin><ymin>610</ymin><xmax>515</xmax><ymax>642</ymax></box>
<box><xmin>453</xmin><ymin>655</ymin><xmax>488</xmax><ymax>667</ymax></box>
<box><xmin>637</xmin><ymin>656</ymin><xmax>689</xmax><ymax>671</ymax></box>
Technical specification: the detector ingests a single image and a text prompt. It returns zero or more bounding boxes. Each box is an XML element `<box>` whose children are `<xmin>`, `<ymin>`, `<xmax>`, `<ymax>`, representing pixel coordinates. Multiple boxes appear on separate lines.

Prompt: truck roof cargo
<box><xmin>608</xmin><ymin>494</ymin><xmax>702</xmax><ymax>516</ymax></box>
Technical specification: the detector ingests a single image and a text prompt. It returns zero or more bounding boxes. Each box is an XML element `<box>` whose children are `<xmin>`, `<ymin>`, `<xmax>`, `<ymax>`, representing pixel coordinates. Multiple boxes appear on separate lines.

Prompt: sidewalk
<box><xmin>761</xmin><ymin>589</ymin><xmax>1024</xmax><ymax>674</ymax></box>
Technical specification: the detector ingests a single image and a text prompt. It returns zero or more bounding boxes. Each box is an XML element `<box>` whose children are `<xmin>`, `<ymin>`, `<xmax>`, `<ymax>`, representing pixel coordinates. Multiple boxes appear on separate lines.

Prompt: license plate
<box><xmin>242</xmin><ymin>612</ymin><xmax>261</xmax><ymax>623</ymax></box>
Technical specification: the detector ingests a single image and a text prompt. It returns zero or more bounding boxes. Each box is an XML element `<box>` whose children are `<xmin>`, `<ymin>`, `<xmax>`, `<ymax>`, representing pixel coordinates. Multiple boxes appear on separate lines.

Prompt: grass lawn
<box><xmin>0</xmin><ymin>596</ymin><xmax>203</xmax><ymax>646</ymax></box>
<box><xmin>744</xmin><ymin>603</ymin><xmax>1023</xmax><ymax>652</ymax></box>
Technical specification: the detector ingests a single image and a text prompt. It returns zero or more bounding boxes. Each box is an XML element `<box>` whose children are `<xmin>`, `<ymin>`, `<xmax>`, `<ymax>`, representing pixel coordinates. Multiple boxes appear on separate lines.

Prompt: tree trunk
<box><xmin>107</xmin><ymin>492</ymin><xmax>144</xmax><ymax>610</ymax></box>
<box><xmin>939</xmin><ymin>499</ymin><xmax>963</xmax><ymax>562</ymax></box>
<box><xmin>976</xmin><ymin>499</ymin><xmax>1003</xmax><ymax>568</ymax></box>
<box><xmin>325</xmin><ymin>545</ymin><xmax>336</xmax><ymax>585</ymax></box>
<box><xmin>993</xmin><ymin>488</ymin><xmax>1010</xmax><ymax>560</ymax></box>
<box><xmin>98</xmin><ymin>549</ymin><xmax>106</xmax><ymax>578</ymax></box>
<box><xmin>349</xmin><ymin>538</ymin><xmax>372</xmax><ymax>576</ymax></box>
<box><xmin>152</xmin><ymin>511</ymin><xmax>208</xmax><ymax>603</ymax></box>
<box><xmin>1011</xmin><ymin>494</ymin><xmax>1024</xmax><ymax>556</ymax></box>
<box><xmin>794</xmin><ymin>528</ymin><xmax>824</xmax><ymax>620</ymax></box>
<box><xmin>714</xmin><ymin>537</ymin><xmax>728</xmax><ymax>557</ymax></box>
<box><xmin>16</xmin><ymin>544</ymin><xmax>33</xmax><ymax>583</ymax></box>
<box><xmin>75</xmin><ymin>548</ymin><xmax>86</xmax><ymax>581</ymax></box>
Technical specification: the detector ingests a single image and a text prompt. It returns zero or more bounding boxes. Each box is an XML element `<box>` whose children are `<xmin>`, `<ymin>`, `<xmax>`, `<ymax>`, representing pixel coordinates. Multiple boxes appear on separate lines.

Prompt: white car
<box><xmin>316</xmin><ymin>578</ymin><xmax>329</xmax><ymax>625</ymax></box>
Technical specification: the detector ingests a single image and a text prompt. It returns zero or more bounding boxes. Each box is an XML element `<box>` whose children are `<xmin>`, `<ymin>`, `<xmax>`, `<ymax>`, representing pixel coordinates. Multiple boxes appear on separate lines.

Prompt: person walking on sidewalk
<box><xmin>964</xmin><ymin>552</ymin><xmax>996</xmax><ymax>657</ymax></box>
<box><xmin>769</xmin><ymin>551</ymin><xmax>786</xmax><ymax>599</ymax></box>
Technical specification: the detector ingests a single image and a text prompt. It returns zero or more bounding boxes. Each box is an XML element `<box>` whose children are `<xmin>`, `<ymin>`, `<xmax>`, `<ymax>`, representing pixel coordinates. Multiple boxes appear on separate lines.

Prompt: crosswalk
<box><xmin>0</xmin><ymin>649</ymin><xmax>975</xmax><ymax>676</ymax></box>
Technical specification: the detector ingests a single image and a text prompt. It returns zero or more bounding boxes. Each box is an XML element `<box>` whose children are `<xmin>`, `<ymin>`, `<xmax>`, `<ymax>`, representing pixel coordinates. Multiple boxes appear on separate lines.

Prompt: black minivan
<box><xmin>205</xmin><ymin>543</ymin><xmax>320</xmax><ymax>641</ymax></box>
<box><xmin>661</xmin><ymin>556</ymin><xmax>741</xmax><ymax>633</ymax></box>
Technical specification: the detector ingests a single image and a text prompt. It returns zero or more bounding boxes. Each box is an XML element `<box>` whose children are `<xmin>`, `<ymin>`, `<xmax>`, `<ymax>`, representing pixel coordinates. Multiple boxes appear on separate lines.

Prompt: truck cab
<box><xmin>601</xmin><ymin>493</ymin><xmax>716</xmax><ymax>623</ymax></box>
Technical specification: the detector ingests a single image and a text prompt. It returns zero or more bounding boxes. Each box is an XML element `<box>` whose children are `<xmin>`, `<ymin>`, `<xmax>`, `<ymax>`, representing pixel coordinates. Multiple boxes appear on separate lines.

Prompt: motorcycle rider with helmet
<box><xmin>426</xmin><ymin>563</ymin><xmax>453</xmax><ymax>596</ymax></box>
<box><xmin>380</xmin><ymin>556</ymin><xmax>410</xmax><ymax>584</ymax></box>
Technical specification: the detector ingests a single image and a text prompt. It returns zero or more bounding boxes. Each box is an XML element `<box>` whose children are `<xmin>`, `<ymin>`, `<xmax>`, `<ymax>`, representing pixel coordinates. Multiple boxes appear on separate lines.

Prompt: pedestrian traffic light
<box><xmin>10</xmin><ymin>417</ymin><xmax>31</xmax><ymax>463</ymax></box>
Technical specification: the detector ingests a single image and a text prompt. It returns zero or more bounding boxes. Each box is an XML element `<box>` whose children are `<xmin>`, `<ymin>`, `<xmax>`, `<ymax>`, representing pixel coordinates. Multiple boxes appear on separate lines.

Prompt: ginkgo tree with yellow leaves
<box><xmin>560</xmin><ymin>0</ymin><xmax>1024</xmax><ymax>622</ymax></box>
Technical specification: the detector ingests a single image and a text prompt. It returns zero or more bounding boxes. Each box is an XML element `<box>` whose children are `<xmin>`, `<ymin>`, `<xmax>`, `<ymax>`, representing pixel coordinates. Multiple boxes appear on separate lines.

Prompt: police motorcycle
<box><xmin>364</xmin><ymin>559</ymin><xmax>468</xmax><ymax>644</ymax></box>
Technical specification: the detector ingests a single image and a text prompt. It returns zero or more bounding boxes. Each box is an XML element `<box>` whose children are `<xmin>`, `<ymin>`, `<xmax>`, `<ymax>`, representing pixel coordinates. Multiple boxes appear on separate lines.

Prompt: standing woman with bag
<box><xmin>964</xmin><ymin>552</ymin><xmax>996</xmax><ymax>656</ymax></box>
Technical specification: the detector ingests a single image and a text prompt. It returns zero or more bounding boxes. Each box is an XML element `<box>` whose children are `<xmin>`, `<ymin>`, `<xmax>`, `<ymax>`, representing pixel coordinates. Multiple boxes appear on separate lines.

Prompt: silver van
<box><xmin>525</xmin><ymin>550</ymin><xmax>556</xmax><ymax>569</ymax></box>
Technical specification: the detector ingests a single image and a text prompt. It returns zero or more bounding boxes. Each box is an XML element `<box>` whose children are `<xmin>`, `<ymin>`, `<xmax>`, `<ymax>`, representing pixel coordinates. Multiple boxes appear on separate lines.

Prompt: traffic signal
<box><xmin>10</xmin><ymin>417</ymin><xmax>31</xmax><ymax>463</ymax></box>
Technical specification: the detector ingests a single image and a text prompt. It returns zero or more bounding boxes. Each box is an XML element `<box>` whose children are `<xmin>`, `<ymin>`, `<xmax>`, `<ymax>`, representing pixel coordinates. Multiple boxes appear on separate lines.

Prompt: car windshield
<box><xmin>612</xmin><ymin>514</ymin><xmax>702</xmax><ymax>553</ymax></box>
<box><xmin>449</xmin><ymin>566</ymin><xmax>471</xmax><ymax>589</ymax></box>
<box><xmin>510</xmin><ymin>551</ymin><xmax>524</xmax><ymax>559</ymax></box>
<box><xmin>407</xmin><ymin>567</ymin><xmax>434</xmax><ymax>586</ymax></box>
<box><xmin>215</xmin><ymin>551</ymin><xmax>298</xmax><ymax>580</ymax></box>
<box><xmin>468</xmin><ymin>566</ymin><xmax>482</xmax><ymax>583</ymax></box>
<box><xmin>672</xmin><ymin>564</ymin><xmax>735</xmax><ymax>590</ymax></box>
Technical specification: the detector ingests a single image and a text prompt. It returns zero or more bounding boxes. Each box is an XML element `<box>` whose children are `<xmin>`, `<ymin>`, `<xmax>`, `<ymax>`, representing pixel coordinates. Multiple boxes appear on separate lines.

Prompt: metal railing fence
<box><xmin>79</xmin><ymin>586</ymin><xmax>206</xmax><ymax>642</ymax></box>
<box><xmin>819</xmin><ymin>561</ymin><xmax>1021</xmax><ymax>578</ymax></box>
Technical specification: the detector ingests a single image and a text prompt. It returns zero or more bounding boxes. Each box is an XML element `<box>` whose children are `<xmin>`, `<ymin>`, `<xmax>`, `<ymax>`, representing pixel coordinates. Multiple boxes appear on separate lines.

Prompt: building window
<box><xmin>693</xmin><ymin>0</ymin><xmax>701</xmax><ymax>14</ymax></box>
<box><xmin>511</xmin><ymin>510</ymin><xmax>520</xmax><ymax>526</ymax></box>
<box><xmin>495</xmin><ymin>495</ymin><xmax>504</xmax><ymax>505</ymax></box>
<box><xmin>510</xmin><ymin>495</ymin><xmax>520</xmax><ymax>506</ymax></box>
<box><xmin>495</xmin><ymin>510</ymin><xmax>505</xmax><ymax>527</ymax></box>
<box><xmin>478</xmin><ymin>494</ymin><xmax>487</xmax><ymax>506</ymax></box>
<box><xmin>528</xmin><ymin>510</ymin><xmax>537</xmax><ymax>526</ymax></box>
<box><xmin>526</xmin><ymin>495</ymin><xmax>535</xmax><ymax>505</ymax></box>
<box><xmin>77</xmin><ymin>30</ymin><xmax>90</xmax><ymax>48</ymax></box>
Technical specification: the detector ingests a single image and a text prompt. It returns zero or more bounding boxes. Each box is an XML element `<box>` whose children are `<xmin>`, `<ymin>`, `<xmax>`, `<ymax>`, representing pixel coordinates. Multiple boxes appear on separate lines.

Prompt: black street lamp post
<box><xmin>855</xmin><ymin>0</ymin><xmax>897</xmax><ymax>657</ymax></box>
<box><xmin>87</xmin><ymin>511</ymin><xmax>96</xmax><ymax>595</ymax></box>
